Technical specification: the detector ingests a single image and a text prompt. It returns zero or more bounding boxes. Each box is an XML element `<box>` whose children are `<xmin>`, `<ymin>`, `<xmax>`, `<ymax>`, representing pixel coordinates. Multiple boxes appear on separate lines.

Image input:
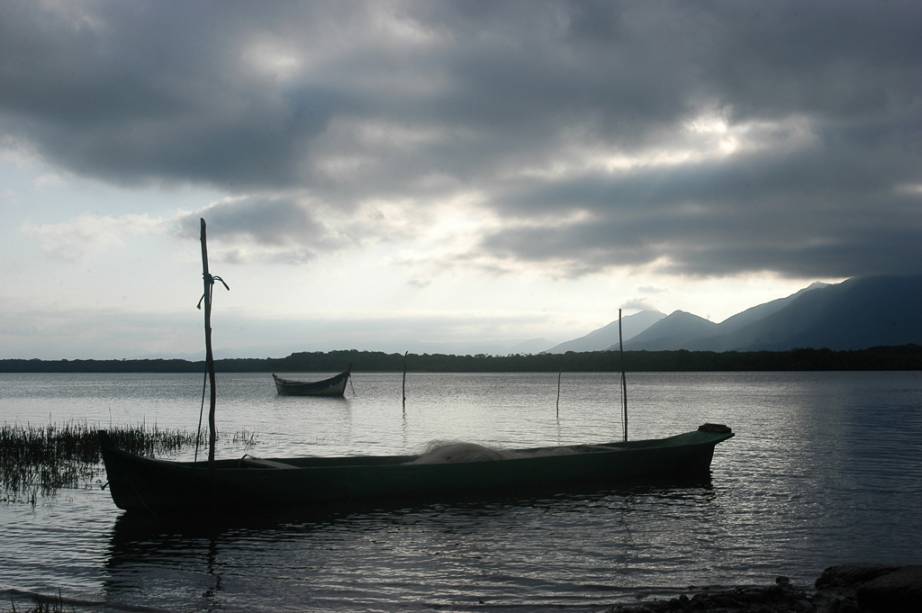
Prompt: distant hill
<box><xmin>623</xmin><ymin>310</ymin><xmax>719</xmax><ymax>350</ymax></box>
<box><xmin>715</xmin><ymin>282</ymin><xmax>829</xmax><ymax>336</ymax></box>
<box><xmin>545</xmin><ymin>310</ymin><xmax>665</xmax><ymax>353</ymax></box>
<box><xmin>693</xmin><ymin>274</ymin><xmax>922</xmax><ymax>351</ymax></box>
<box><xmin>623</xmin><ymin>275</ymin><xmax>922</xmax><ymax>351</ymax></box>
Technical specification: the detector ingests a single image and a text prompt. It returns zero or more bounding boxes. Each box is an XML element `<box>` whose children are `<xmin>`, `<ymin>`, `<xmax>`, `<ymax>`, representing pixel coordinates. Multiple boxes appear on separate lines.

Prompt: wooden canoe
<box><xmin>272</xmin><ymin>369</ymin><xmax>350</xmax><ymax>397</ymax></box>
<box><xmin>98</xmin><ymin>424</ymin><xmax>733</xmax><ymax>514</ymax></box>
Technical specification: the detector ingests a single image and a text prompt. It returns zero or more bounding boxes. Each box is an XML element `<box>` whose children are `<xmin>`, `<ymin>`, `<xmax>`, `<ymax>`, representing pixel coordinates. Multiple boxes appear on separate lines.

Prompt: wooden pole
<box><xmin>556</xmin><ymin>371</ymin><xmax>561</xmax><ymax>419</ymax></box>
<box><xmin>402</xmin><ymin>351</ymin><xmax>408</xmax><ymax>410</ymax></box>
<box><xmin>200</xmin><ymin>219</ymin><xmax>218</xmax><ymax>471</ymax></box>
<box><xmin>619</xmin><ymin>308</ymin><xmax>628</xmax><ymax>442</ymax></box>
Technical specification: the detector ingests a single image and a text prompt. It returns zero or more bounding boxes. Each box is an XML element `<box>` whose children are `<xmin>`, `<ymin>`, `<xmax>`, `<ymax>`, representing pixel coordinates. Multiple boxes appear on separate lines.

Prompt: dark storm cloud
<box><xmin>486</xmin><ymin>129</ymin><xmax>922</xmax><ymax>276</ymax></box>
<box><xmin>0</xmin><ymin>1</ymin><xmax>353</xmax><ymax>188</ymax></box>
<box><xmin>2</xmin><ymin>0</ymin><xmax>921</xmax><ymax>277</ymax></box>
<box><xmin>176</xmin><ymin>196</ymin><xmax>344</xmax><ymax>263</ymax></box>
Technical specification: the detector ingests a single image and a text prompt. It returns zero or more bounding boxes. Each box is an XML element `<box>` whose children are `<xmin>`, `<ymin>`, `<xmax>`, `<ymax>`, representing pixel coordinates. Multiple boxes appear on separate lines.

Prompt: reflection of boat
<box><xmin>272</xmin><ymin>370</ymin><xmax>351</xmax><ymax>397</ymax></box>
<box><xmin>98</xmin><ymin>424</ymin><xmax>732</xmax><ymax>514</ymax></box>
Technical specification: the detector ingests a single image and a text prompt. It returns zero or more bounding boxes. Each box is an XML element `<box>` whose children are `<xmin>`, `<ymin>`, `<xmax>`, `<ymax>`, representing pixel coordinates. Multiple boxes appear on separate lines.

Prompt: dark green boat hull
<box><xmin>99</xmin><ymin>426</ymin><xmax>733</xmax><ymax>514</ymax></box>
<box><xmin>272</xmin><ymin>370</ymin><xmax>350</xmax><ymax>397</ymax></box>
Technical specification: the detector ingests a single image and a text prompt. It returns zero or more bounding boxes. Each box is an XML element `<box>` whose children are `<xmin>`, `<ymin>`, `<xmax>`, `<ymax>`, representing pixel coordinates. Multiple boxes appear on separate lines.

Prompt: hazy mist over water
<box><xmin>1</xmin><ymin>371</ymin><xmax>921</xmax><ymax>611</ymax></box>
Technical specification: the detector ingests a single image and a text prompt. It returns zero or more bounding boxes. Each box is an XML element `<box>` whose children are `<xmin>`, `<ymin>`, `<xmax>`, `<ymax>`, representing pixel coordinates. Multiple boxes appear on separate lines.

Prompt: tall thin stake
<box><xmin>402</xmin><ymin>351</ymin><xmax>408</xmax><ymax>411</ymax></box>
<box><xmin>200</xmin><ymin>220</ymin><xmax>217</xmax><ymax>472</ymax></box>
<box><xmin>556</xmin><ymin>371</ymin><xmax>562</xmax><ymax>419</ymax></box>
<box><xmin>619</xmin><ymin>308</ymin><xmax>628</xmax><ymax>442</ymax></box>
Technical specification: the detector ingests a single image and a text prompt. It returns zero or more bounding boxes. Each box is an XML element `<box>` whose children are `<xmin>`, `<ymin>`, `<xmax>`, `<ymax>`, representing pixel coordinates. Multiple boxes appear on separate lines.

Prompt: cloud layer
<box><xmin>3</xmin><ymin>0</ymin><xmax>920</xmax><ymax>278</ymax></box>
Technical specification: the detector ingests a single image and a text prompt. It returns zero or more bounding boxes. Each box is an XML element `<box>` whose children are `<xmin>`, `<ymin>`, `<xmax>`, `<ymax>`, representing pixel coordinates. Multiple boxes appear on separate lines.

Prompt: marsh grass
<box><xmin>0</xmin><ymin>422</ymin><xmax>258</xmax><ymax>503</ymax></box>
<box><xmin>7</xmin><ymin>589</ymin><xmax>69</xmax><ymax>613</ymax></box>
<box><xmin>232</xmin><ymin>428</ymin><xmax>259</xmax><ymax>451</ymax></box>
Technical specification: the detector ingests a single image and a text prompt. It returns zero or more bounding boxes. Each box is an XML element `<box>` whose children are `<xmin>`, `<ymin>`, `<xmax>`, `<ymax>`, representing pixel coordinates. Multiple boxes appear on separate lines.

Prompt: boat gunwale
<box><xmin>99</xmin><ymin>429</ymin><xmax>733</xmax><ymax>473</ymax></box>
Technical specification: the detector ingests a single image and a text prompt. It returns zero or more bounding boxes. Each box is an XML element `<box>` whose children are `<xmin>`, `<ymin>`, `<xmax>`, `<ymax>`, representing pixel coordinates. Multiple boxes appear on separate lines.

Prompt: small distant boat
<box><xmin>272</xmin><ymin>369</ymin><xmax>351</xmax><ymax>397</ymax></box>
<box><xmin>98</xmin><ymin>424</ymin><xmax>733</xmax><ymax>514</ymax></box>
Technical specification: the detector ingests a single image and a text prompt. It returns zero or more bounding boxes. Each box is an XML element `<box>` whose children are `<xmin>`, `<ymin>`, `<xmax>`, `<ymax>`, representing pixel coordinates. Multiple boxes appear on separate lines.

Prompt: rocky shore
<box><xmin>605</xmin><ymin>565</ymin><xmax>922</xmax><ymax>612</ymax></box>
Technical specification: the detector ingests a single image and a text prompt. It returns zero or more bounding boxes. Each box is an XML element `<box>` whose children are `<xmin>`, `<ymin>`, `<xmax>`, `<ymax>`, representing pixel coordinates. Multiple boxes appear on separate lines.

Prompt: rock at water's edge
<box><xmin>856</xmin><ymin>566</ymin><xmax>922</xmax><ymax>612</ymax></box>
<box><xmin>605</xmin><ymin>565</ymin><xmax>922</xmax><ymax>612</ymax></box>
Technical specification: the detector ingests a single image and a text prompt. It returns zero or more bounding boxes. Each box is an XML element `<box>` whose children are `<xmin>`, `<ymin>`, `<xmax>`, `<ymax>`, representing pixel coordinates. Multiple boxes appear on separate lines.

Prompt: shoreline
<box><xmin>605</xmin><ymin>565</ymin><xmax>921</xmax><ymax>612</ymax></box>
<box><xmin>2</xmin><ymin>345</ymin><xmax>921</xmax><ymax>373</ymax></box>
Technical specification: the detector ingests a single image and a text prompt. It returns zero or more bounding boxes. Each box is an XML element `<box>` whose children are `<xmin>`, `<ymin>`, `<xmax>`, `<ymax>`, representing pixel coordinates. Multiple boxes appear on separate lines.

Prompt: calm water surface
<box><xmin>1</xmin><ymin>371</ymin><xmax>921</xmax><ymax>611</ymax></box>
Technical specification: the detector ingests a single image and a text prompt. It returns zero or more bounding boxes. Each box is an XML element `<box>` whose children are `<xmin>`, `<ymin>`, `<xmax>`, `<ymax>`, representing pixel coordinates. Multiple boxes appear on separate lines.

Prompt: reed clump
<box><xmin>0</xmin><ymin>422</ymin><xmax>254</xmax><ymax>503</ymax></box>
<box><xmin>7</xmin><ymin>589</ymin><xmax>68</xmax><ymax>613</ymax></box>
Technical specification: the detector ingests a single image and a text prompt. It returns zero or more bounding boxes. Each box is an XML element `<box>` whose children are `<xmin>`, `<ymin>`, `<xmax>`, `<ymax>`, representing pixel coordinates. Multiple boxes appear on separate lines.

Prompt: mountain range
<box><xmin>546</xmin><ymin>275</ymin><xmax>922</xmax><ymax>353</ymax></box>
<box><xmin>545</xmin><ymin>310</ymin><xmax>667</xmax><ymax>353</ymax></box>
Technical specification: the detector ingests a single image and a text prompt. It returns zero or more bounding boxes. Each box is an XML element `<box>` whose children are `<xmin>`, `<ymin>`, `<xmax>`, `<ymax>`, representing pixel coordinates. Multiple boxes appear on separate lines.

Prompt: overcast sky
<box><xmin>2</xmin><ymin>0</ymin><xmax>920</xmax><ymax>358</ymax></box>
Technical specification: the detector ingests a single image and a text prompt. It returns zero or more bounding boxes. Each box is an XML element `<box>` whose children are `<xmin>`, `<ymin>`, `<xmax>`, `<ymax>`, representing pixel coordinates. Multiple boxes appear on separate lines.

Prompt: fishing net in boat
<box><xmin>409</xmin><ymin>441</ymin><xmax>508</xmax><ymax>464</ymax></box>
<box><xmin>409</xmin><ymin>440</ymin><xmax>581</xmax><ymax>464</ymax></box>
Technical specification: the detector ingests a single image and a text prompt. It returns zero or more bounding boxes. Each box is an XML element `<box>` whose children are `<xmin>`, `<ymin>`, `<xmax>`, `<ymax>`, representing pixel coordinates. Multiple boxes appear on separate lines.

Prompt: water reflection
<box><xmin>5</xmin><ymin>371</ymin><xmax>922</xmax><ymax>610</ymax></box>
<box><xmin>103</xmin><ymin>483</ymin><xmax>717</xmax><ymax>611</ymax></box>
<box><xmin>105</xmin><ymin>514</ymin><xmax>226</xmax><ymax>611</ymax></box>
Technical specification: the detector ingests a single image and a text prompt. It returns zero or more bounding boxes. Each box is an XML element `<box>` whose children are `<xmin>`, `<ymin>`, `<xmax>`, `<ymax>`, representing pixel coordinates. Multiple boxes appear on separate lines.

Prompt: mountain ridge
<box><xmin>694</xmin><ymin>274</ymin><xmax>922</xmax><ymax>351</ymax></box>
<box><xmin>622</xmin><ymin>311</ymin><xmax>718</xmax><ymax>351</ymax></box>
<box><xmin>544</xmin><ymin>310</ymin><xmax>666</xmax><ymax>353</ymax></box>
<box><xmin>552</xmin><ymin>274</ymin><xmax>922</xmax><ymax>353</ymax></box>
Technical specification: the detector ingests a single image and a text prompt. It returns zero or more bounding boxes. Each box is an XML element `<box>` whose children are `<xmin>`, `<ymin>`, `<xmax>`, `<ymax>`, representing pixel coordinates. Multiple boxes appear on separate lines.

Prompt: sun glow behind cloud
<box><xmin>243</xmin><ymin>40</ymin><xmax>303</xmax><ymax>82</ymax></box>
<box><xmin>516</xmin><ymin>114</ymin><xmax>817</xmax><ymax>182</ymax></box>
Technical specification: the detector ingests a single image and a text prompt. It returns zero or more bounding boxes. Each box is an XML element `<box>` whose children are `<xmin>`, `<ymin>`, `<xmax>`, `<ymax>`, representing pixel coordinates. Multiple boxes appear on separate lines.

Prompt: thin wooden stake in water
<box><xmin>556</xmin><ymin>371</ymin><xmax>562</xmax><ymax>419</ymax></box>
<box><xmin>619</xmin><ymin>308</ymin><xmax>628</xmax><ymax>442</ymax></box>
<box><xmin>402</xmin><ymin>351</ymin><xmax>408</xmax><ymax>411</ymax></box>
<box><xmin>200</xmin><ymin>219</ymin><xmax>217</xmax><ymax>471</ymax></box>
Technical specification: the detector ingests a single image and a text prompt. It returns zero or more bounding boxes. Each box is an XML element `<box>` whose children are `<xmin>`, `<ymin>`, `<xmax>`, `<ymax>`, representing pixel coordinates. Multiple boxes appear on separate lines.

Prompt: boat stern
<box><xmin>98</xmin><ymin>430</ymin><xmax>141</xmax><ymax>511</ymax></box>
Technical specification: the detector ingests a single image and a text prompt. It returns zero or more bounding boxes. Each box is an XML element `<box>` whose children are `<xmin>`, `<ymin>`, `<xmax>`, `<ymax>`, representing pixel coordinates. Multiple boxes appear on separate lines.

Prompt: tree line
<box><xmin>2</xmin><ymin>345</ymin><xmax>921</xmax><ymax>373</ymax></box>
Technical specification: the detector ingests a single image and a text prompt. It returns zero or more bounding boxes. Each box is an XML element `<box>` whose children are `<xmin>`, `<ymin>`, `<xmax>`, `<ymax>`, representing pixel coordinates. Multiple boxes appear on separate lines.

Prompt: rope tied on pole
<box><xmin>197</xmin><ymin>274</ymin><xmax>230</xmax><ymax>310</ymax></box>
